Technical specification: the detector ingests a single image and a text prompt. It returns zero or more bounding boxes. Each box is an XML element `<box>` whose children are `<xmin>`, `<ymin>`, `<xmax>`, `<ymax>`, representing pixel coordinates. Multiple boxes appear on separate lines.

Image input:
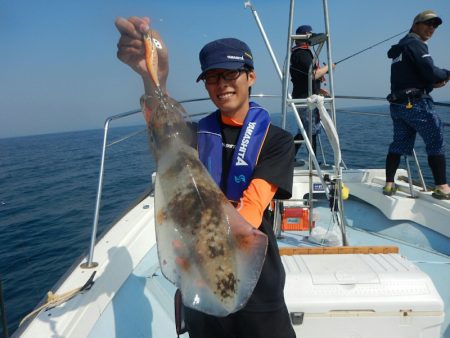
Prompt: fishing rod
<box><xmin>335</xmin><ymin>29</ymin><xmax>409</xmax><ymax>65</ymax></box>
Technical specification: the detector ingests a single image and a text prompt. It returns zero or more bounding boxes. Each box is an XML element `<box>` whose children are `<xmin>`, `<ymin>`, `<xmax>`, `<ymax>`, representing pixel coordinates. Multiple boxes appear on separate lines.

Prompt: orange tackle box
<box><xmin>281</xmin><ymin>207</ymin><xmax>313</xmax><ymax>231</ymax></box>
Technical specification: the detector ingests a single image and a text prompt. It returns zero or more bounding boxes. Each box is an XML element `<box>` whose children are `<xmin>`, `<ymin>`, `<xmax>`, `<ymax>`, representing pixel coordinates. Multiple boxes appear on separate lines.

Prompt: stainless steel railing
<box><xmin>82</xmin><ymin>95</ymin><xmax>279</xmax><ymax>268</ymax></box>
<box><xmin>82</xmin><ymin>92</ymin><xmax>444</xmax><ymax>266</ymax></box>
<box><xmin>82</xmin><ymin>108</ymin><xmax>141</xmax><ymax>268</ymax></box>
<box><xmin>82</xmin><ymin>100</ymin><xmax>212</xmax><ymax>268</ymax></box>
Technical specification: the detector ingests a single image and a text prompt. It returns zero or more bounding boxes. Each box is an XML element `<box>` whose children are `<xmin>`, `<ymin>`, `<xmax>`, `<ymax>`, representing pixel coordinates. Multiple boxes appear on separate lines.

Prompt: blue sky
<box><xmin>1</xmin><ymin>0</ymin><xmax>449</xmax><ymax>138</ymax></box>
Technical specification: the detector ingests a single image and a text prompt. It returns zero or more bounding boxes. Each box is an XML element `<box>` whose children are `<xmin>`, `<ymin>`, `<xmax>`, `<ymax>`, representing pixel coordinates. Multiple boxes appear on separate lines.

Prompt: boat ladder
<box><xmin>247</xmin><ymin>0</ymin><xmax>348</xmax><ymax>245</ymax></box>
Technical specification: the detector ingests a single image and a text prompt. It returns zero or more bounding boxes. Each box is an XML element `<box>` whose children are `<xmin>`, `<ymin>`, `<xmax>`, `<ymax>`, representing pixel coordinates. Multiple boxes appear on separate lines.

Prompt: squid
<box><xmin>142</xmin><ymin>29</ymin><xmax>268</xmax><ymax>316</ymax></box>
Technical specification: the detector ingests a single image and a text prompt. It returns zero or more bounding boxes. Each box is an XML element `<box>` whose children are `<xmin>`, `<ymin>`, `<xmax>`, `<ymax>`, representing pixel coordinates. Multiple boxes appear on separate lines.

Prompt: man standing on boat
<box><xmin>290</xmin><ymin>24</ymin><xmax>334</xmax><ymax>154</ymax></box>
<box><xmin>115</xmin><ymin>16</ymin><xmax>296</xmax><ymax>338</ymax></box>
<box><xmin>384</xmin><ymin>10</ymin><xmax>450</xmax><ymax>200</ymax></box>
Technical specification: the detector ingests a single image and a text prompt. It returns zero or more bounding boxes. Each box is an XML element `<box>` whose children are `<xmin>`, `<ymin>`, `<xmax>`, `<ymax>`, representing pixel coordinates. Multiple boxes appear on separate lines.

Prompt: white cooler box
<box><xmin>282</xmin><ymin>253</ymin><xmax>444</xmax><ymax>338</ymax></box>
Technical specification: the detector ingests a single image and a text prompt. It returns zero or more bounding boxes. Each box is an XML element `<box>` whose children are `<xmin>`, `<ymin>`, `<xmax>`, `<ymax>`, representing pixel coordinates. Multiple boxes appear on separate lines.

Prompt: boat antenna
<box><xmin>335</xmin><ymin>29</ymin><xmax>409</xmax><ymax>65</ymax></box>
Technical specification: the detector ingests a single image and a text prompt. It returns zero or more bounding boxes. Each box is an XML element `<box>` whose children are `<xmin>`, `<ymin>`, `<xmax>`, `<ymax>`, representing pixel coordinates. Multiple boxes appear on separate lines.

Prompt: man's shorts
<box><xmin>388</xmin><ymin>98</ymin><xmax>445</xmax><ymax>156</ymax></box>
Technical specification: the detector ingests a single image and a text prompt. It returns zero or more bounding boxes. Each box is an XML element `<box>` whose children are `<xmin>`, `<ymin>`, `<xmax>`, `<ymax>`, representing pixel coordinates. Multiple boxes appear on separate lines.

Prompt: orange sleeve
<box><xmin>236</xmin><ymin>178</ymin><xmax>277</xmax><ymax>228</ymax></box>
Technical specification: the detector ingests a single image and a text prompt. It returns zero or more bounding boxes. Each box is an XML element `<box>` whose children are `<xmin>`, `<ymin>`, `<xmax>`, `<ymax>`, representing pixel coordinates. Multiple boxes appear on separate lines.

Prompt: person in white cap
<box><xmin>384</xmin><ymin>10</ymin><xmax>450</xmax><ymax>200</ymax></box>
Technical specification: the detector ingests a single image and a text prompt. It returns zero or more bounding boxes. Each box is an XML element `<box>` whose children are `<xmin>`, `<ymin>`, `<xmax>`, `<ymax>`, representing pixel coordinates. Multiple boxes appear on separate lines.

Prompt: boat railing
<box><xmin>81</xmin><ymin>108</ymin><xmax>140</xmax><ymax>268</ymax></box>
<box><xmin>82</xmin><ymin>94</ymin><xmax>282</xmax><ymax>268</ymax></box>
<box><xmin>247</xmin><ymin>0</ymin><xmax>450</xmax><ymax>242</ymax></box>
<box><xmin>81</xmin><ymin>97</ymin><xmax>205</xmax><ymax>268</ymax></box>
<box><xmin>82</xmin><ymin>91</ymin><xmax>441</xmax><ymax>267</ymax></box>
<box><xmin>294</xmin><ymin>94</ymin><xmax>440</xmax><ymax>196</ymax></box>
<box><xmin>335</xmin><ymin>95</ymin><xmax>433</xmax><ymax>194</ymax></box>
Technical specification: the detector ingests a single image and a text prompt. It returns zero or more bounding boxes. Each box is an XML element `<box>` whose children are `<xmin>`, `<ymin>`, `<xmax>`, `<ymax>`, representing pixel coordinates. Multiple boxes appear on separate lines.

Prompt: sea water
<box><xmin>0</xmin><ymin>126</ymin><xmax>155</xmax><ymax>334</ymax></box>
<box><xmin>1</xmin><ymin>105</ymin><xmax>449</xmax><ymax>334</ymax></box>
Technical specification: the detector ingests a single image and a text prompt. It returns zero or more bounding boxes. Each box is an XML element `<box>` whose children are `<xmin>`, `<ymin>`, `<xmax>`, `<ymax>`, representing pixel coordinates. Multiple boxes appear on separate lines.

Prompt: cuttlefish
<box><xmin>142</xmin><ymin>29</ymin><xmax>268</xmax><ymax>316</ymax></box>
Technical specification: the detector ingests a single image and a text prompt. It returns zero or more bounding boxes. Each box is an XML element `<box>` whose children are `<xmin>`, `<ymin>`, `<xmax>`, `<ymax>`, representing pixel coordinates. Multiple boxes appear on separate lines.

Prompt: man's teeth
<box><xmin>219</xmin><ymin>93</ymin><xmax>233</xmax><ymax>99</ymax></box>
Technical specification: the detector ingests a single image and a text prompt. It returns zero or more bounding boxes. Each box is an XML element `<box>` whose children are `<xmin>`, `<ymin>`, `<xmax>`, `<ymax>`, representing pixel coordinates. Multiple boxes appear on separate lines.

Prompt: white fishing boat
<box><xmin>9</xmin><ymin>0</ymin><xmax>450</xmax><ymax>337</ymax></box>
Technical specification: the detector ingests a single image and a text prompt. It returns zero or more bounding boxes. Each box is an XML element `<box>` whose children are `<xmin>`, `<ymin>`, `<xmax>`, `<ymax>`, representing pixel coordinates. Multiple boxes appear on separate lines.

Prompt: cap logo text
<box><xmin>227</xmin><ymin>55</ymin><xmax>244</xmax><ymax>61</ymax></box>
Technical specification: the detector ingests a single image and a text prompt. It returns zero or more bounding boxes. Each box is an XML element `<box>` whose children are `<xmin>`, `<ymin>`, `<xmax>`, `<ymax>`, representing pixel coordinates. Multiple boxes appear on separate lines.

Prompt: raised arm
<box><xmin>115</xmin><ymin>16</ymin><xmax>169</xmax><ymax>105</ymax></box>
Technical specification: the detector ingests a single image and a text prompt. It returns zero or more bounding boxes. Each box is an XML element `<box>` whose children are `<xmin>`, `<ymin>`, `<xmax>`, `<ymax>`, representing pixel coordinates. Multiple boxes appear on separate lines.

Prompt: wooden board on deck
<box><xmin>279</xmin><ymin>246</ymin><xmax>399</xmax><ymax>256</ymax></box>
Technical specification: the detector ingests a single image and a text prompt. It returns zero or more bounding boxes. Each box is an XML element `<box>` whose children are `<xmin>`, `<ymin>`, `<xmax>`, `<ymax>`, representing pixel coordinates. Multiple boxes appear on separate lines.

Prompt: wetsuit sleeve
<box><xmin>236</xmin><ymin>178</ymin><xmax>277</xmax><ymax>228</ymax></box>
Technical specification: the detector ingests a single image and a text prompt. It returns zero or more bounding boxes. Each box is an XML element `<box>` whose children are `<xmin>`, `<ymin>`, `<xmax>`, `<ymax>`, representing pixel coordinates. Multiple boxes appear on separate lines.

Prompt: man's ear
<box><xmin>248</xmin><ymin>70</ymin><xmax>256</xmax><ymax>86</ymax></box>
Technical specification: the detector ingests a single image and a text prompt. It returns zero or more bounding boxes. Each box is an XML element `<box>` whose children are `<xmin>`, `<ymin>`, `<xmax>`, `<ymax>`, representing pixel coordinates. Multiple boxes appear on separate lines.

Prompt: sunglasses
<box><xmin>422</xmin><ymin>20</ymin><xmax>440</xmax><ymax>28</ymax></box>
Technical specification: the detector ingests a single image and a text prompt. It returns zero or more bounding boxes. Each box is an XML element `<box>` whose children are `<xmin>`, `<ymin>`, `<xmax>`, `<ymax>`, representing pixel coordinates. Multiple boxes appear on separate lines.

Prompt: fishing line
<box><xmin>335</xmin><ymin>29</ymin><xmax>409</xmax><ymax>65</ymax></box>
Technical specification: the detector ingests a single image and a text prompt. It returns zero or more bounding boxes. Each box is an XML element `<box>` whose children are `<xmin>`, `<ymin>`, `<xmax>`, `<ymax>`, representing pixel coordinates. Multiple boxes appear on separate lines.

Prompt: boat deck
<box><xmin>84</xmin><ymin>193</ymin><xmax>450</xmax><ymax>338</ymax></box>
<box><xmin>14</xmin><ymin>172</ymin><xmax>450</xmax><ymax>338</ymax></box>
<box><xmin>278</xmin><ymin>194</ymin><xmax>450</xmax><ymax>338</ymax></box>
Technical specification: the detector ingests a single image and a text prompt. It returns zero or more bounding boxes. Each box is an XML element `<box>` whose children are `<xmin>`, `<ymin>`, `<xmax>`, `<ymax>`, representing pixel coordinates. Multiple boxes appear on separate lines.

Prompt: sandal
<box><xmin>431</xmin><ymin>189</ymin><xmax>450</xmax><ymax>200</ymax></box>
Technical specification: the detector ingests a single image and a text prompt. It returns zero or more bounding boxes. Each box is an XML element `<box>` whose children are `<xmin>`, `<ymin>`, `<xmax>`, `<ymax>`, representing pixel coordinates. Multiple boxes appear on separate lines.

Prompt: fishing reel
<box><xmin>323</xmin><ymin>174</ymin><xmax>349</xmax><ymax>211</ymax></box>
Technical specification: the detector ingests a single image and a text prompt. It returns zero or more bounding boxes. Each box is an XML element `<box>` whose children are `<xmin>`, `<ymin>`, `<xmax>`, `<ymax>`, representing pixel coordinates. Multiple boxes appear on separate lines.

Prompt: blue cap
<box><xmin>196</xmin><ymin>38</ymin><xmax>254</xmax><ymax>82</ymax></box>
<box><xmin>296</xmin><ymin>25</ymin><xmax>313</xmax><ymax>34</ymax></box>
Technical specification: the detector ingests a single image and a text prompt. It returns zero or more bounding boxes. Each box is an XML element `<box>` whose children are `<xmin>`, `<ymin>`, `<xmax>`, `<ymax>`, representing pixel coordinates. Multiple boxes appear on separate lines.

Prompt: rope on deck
<box><xmin>19</xmin><ymin>271</ymin><xmax>96</xmax><ymax>326</ymax></box>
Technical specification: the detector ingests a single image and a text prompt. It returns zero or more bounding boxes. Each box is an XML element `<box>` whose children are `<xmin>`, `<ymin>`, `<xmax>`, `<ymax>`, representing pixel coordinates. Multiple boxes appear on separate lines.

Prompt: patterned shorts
<box><xmin>388</xmin><ymin>98</ymin><xmax>445</xmax><ymax>156</ymax></box>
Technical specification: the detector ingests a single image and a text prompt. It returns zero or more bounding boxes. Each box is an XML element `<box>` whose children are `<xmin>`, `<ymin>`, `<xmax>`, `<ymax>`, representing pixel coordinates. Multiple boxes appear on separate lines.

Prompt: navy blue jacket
<box><xmin>388</xmin><ymin>33</ymin><xmax>450</xmax><ymax>94</ymax></box>
<box><xmin>290</xmin><ymin>46</ymin><xmax>321</xmax><ymax>98</ymax></box>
